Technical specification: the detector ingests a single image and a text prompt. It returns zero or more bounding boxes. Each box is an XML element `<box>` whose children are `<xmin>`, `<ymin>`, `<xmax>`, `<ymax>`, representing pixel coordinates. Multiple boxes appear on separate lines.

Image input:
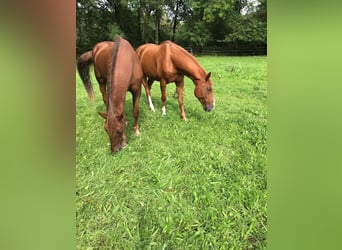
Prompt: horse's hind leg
<box><xmin>143</xmin><ymin>77</ymin><xmax>155</xmax><ymax>112</ymax></box>
<box><xmin>132</xmin><ymin>84</ymin><xmax>142</xmax><ymax>136</ymax></box>
<box><xmin>95</xmin><ymin>73</ymin><xmax>108</xmax><ymax>110</ymax></box>
<box><xmin>100</xmin><ymin>83</ymin><xmax>108</xmax><ymax>110</ymax></box>
<box><xmin>160</xmin><ymin>79</ymin><xmax>167</xmax><ymax>115</ymax></box>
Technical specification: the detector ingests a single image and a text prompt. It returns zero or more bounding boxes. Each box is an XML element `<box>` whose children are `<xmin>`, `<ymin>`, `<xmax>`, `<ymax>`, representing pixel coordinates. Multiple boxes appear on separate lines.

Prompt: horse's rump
<box><xmin>77</xmin><ymin>41</ymin><xmax>116</xmax><ymax>102</ymax></box>
<box><xmin>136</xmin><ymin>44</ymin><xmax>163</xmax><ymax>80</ymax></box>
<box><xmin>137</xmin><ymin>42</ymin><xmax>186</xmax><ymax>82</ymax></box>
<box><xmin>93</xmin><ymin>41</ymin><xmax>115</xmax><ymax>80</ymax></box>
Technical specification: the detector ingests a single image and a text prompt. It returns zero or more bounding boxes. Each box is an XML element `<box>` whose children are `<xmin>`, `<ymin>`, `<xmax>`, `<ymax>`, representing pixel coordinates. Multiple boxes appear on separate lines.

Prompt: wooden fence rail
<box><xmin>184</xmin><ymin>45</ymin><xmax>267</xmax><ymax>56</ymax></box>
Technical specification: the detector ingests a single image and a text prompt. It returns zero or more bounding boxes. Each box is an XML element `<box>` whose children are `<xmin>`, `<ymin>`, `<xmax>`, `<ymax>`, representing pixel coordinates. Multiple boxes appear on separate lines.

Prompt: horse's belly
<box><xmin>142</xmin><ymin>66</ymin><xmax>161</xmax><ymax>80</ymax></box>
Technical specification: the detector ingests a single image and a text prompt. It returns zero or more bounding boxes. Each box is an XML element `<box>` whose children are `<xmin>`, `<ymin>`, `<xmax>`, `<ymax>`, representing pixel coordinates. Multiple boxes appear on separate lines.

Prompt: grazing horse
<box><xmin>136</xmin><ymin>40</ymin><xmax>215</xmax><ymax>121</ymax></box>
<box><xmin>78</xmin><ymin>36</ymin><xmax>143</xmax><ymax>153</ymax></box>
<box><xmin>77</xmin><ymin>41</ymin><xmax>115</xmax><ymax>110</ymax></box>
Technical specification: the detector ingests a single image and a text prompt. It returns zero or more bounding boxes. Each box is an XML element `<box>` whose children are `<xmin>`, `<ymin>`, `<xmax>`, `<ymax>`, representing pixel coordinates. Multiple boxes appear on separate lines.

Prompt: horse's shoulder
<box><xmin>159</xmin><ymin>42</ymin><xmax>171</xmax><ymax>59</ymax></box>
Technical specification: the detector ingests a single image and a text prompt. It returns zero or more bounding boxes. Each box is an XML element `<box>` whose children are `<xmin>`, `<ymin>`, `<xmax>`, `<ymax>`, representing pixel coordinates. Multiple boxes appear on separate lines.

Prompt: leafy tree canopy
<box><xmin>76</xmin><ymin>0</ymin><xmax>267</xmax><ymax>54</ymax></box>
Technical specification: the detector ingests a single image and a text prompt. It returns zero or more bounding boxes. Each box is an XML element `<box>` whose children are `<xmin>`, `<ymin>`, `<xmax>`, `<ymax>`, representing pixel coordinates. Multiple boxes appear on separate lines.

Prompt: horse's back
<box><xmin>113</xmin><ymin>37</ymin><xmax>143</xmax><ymax>89</ymax></box>
<box><xmin>93</xmin><ymin>41</ymin><xmax>114</xmax><ymax>53</ymax></box>
<box><xmin>136</xmin><ymin>44</ymin><xmax>160</xmax><ymax>65</ymax></box>
<box><xmin>136</xmin><ymin>43</ymin><xmax>157</xmax><ymax>58</ymax></box>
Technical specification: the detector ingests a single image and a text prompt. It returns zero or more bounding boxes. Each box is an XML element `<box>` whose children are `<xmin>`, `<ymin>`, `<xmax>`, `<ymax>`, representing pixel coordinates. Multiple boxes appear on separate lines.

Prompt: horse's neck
<box><xmin>173</xmin><ymin>52</ymin><xmax>206</xmax><ymax>83</ymax></box>
<box><xmin>187</xmin><ymin>67</ymin><xmax>206</xmax><ymax>83</ymax></box>
<box><xmin>108</xmin><ymin>84</ymin><xmax>125</xmax><ymax>115</ymax></box>
<box><xmin>107</xmin><ymin>102</ymin><xmax>124</xmax><ymax>119</ymax></box>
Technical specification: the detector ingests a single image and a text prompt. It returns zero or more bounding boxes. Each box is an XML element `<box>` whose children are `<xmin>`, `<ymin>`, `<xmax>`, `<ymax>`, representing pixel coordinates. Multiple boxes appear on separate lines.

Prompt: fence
<box><xmin>184</xmin><ymin>44</ymin><xmax>267</xmax><ymax>56</ymax></box>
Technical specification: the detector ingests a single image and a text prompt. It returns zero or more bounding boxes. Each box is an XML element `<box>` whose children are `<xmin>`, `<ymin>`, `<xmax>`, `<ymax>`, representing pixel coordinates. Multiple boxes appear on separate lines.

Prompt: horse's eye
<box><xmin>207</xmin><ymin>87</ymin><xmax>212</xmax><ymax>92</ymax></box>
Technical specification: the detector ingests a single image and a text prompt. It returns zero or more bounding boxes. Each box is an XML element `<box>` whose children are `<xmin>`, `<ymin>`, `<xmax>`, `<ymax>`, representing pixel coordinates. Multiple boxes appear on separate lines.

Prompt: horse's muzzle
<box><xmin>110</xmin><ymin>146</ymin><xmax>121</xmax><ymax>153</ymax></box>
<box><xmin>110</xmin><ymin>140</ymin><xmax>127</xmax><ymax>154</ymax></box>
<box><xmin>204</xmin><ymin>104</ymin><xmax>214</xmax><ymax>112</ymax></box>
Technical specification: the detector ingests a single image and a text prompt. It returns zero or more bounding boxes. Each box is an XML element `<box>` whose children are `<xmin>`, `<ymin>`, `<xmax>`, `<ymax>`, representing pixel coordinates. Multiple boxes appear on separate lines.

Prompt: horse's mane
<box><xmin>172</xmin><ymin>42</ymin><xmax>192</xmax><ymax>57</ymax></box>
<box><xmin>108</xmin><ymin>36</ymin><xmax>121</xmax><ymax>99</ymax></box>
<box><xmin>163</xmin><ymin>41</ymin><xmax>206</xmax><ymax>77</ymax></box>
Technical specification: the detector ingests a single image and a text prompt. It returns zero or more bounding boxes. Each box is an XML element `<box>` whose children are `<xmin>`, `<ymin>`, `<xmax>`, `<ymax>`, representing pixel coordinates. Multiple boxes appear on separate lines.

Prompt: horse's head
<box><xmin>194</xmin><ymin>72</ymin><xmax>215</xmax><ymax>112</ymax></box>
<box><xmin>99</xmin><ymin>112</ymin><xmax>127</xmax><ymax>153</ymax></box>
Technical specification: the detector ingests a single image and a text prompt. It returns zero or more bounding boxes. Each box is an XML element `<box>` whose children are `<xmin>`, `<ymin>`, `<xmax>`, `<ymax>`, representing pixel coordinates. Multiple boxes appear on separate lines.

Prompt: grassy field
<box><xmin>76</xmin><ymin>56</ymin><xmax>267</xmax><ymax>249</ymax></box>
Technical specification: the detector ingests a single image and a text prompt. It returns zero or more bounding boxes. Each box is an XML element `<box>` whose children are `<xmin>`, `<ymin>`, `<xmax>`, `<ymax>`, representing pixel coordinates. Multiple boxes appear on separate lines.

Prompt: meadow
<box><xmin>76</xmin><ymin>56</ymin><xmax>267</xmax><ymax>249</ymax></box>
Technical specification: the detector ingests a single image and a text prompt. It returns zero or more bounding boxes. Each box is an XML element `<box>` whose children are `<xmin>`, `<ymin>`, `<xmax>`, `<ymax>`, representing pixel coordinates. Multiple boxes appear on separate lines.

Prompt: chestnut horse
<box><xmin>77</xmin><ymin>36</ymin><xmax>143</xmax><ymax>152</ymax></box>
<box><xmin>77</xmin><ymin>41</ymin><xmax>114</xmax><ymax>110</ymax></box>
<box><xmin>136</xmin><ymin>40</ymin><xmax>215</xmax><ymax>121</ymax></box>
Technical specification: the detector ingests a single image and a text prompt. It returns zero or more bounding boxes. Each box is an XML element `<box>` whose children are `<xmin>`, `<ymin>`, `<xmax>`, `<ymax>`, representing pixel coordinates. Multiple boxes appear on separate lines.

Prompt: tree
<box><xmin>76</xmin><ymin>0</ymin><xmax>267</xmax><ymax>54</ymax></box>
<box><xmin>76</xmin><ymin>0</ymin><xmax>117</xmax><ymax>54</ymax></box>
<box><xmin>223</xmin><ymin>0</ymin><xmax>267</xmax><ymax>44</ymax></box>
<box><xmin>132</xmin><ymin>0</ymin><xmax>164</xmax><ymax>44</ymax></box>
<box><xmin>164</xmin><ymin>0</ymin><xmax>191</xmax><ymax>41</ymax></box>
<box><xmin>174</xmin><ymin>0</ymin><xmax>211</xmax><ymax>48</ymax></box>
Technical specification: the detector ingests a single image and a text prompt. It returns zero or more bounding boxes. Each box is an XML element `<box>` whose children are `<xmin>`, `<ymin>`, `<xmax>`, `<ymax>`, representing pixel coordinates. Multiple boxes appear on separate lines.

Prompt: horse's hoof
<box><xmin>181</xmin><ymin>114</ymin><xmax>187</xmax><ymax>121</ymax></box>
<box><xmin>162</xmin><ymin>106</ymin><xmax>166</xmax><ymax>115</ymax></box>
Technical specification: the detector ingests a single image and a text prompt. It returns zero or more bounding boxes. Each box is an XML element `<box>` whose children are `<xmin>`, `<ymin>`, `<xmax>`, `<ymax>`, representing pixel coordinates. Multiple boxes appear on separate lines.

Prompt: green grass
<box><xmin>76</xmin><ymin>56</ymin><xmax>267</xmax><ymax>249</ymax></box>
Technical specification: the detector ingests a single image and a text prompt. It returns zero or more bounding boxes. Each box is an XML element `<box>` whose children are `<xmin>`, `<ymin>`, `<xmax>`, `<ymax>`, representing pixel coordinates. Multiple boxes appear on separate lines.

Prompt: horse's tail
<box><xmin>77</xmin><ymin>51</ymin><xmax>94</xmax><ymax>102</ymax></box>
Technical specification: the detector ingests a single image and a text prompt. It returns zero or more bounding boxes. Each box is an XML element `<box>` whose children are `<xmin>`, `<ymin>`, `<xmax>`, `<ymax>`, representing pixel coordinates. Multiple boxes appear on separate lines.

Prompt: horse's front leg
<box><xmin>176</xmin><ymin>77</ymin><xmax>187</xmax><ymax>121</ymax></box>
<box><xmin>132</xmin><ymin>85</ymin><xmax>141</xmax><ymax>136</ymax></box>
<box><xmin>160</xmin><ymin>79</ymin><xmax>167</xmax><ymax>115</ymax></box>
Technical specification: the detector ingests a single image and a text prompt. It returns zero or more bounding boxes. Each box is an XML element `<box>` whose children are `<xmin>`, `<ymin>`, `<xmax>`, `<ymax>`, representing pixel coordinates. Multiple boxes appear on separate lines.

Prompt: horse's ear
<box><xmin>98</xmin><ymin>111</ymin><xmax>108</xmax><ymax>119</ymax></box>
<box><xmin>206</xmin><ymin>72</ymin><xmax>211</xmax><ymax>81</ymax></box>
